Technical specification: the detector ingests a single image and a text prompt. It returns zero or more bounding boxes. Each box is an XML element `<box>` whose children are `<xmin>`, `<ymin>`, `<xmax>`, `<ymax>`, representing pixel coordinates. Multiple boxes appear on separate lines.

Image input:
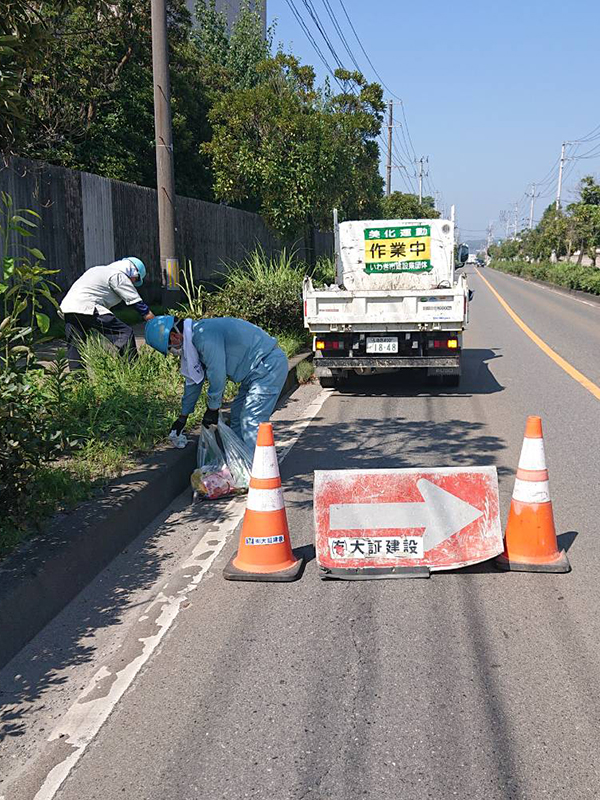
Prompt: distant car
<box><xmin>476</xmin><ymin>258</ymin><xmax>485</xmax><ymax>268</ymax></box>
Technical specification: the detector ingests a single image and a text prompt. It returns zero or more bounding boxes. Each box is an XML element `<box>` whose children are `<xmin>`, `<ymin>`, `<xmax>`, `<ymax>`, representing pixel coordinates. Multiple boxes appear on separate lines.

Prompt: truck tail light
<box><xmin>432</xmin><ymin>339</ymin><xmax>459</xmax><ymax>349</ymax></box>
<box><xmin>316</xmin><ymin>340</ymin><xmax>325</xmax><ymax>350</ymax></box>
<box><xmin>447</xmin><ymin>339</ymin><xmax>458</xmax><ymax>349</ymax></box>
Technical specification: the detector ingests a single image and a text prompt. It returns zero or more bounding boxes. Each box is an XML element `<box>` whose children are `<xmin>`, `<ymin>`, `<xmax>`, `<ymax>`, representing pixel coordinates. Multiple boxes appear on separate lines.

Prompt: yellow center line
<box><xmin>476</xmin><ymin>268</ymin><xmax>600</xmax><ymax>402</ymax></box>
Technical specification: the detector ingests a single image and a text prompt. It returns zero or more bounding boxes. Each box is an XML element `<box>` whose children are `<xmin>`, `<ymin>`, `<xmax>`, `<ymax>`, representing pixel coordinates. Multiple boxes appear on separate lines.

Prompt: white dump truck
<box><xmin>303</xmin><ymin>216</ymin><xmax>470</xmax><ymax>387</ymax></box>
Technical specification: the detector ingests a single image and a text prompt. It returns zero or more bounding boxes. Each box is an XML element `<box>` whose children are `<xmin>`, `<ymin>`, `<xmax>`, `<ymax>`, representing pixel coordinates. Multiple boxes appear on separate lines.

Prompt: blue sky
<box><xmin>268</xmin><ymin>0</ymin><xmax>600</xmax><ymax>239</ymax></box>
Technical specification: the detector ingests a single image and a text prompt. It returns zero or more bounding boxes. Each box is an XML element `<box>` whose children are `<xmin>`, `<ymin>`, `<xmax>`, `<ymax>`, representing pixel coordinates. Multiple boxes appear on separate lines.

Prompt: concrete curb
<box><xmin>486</xmin><ymin>266</ymin><xmax>600</xmax><ymax>306</ymax></box>
<box><xmin>0</xmin><ymin>351</ymin><xmax>312</xmax><ymax>669</ymax></box>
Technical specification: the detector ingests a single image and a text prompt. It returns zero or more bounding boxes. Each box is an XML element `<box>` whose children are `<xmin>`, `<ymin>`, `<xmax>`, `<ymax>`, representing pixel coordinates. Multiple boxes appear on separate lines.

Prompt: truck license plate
<box><xmin>366</xmin><ymin>336</ymin><xmax>398</xmax><ymax>353</ymax></box>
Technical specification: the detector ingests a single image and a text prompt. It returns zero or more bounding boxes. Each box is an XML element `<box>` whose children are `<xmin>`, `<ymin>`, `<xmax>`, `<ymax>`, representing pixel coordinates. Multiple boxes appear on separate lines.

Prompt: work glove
<box><xmin>202</xmin><ymin>407</ymin><xmax>219</xmax><ymax>428</ymax></box>
<box><xmin>170</xmin><ymin>415</ymin><xmax>188</xmax><ymax>436</ymax></box>
<box><xmin>168</xmin><ymin>414</ymin><xmax>189</xmax><ymax>449</ymax></box>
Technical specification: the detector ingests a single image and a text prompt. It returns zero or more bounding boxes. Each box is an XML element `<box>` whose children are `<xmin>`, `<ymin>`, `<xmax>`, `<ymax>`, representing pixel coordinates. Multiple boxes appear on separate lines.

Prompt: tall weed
<box><xmin>206</xmin><ymin>247</ymin><xmax>305</xmax><ymax>333</ymax></box>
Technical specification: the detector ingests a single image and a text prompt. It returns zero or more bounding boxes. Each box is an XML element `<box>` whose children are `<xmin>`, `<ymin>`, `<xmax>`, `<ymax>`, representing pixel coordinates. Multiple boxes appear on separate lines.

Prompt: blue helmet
<box><xmin>126</xmin><ymin>257</ymin><xmax>146</xmax><ymax>287</ymax></box>
<box><xmin>145</xmin><ymin>315</ymin><xmax>175</xmax><ymax>355</ymax></box>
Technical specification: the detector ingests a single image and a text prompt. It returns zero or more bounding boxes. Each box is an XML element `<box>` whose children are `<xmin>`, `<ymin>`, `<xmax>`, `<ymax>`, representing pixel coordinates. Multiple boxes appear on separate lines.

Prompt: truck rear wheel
<box><xmin>441</xmin><ymin>374</ymin><xmax>461</xmax><ymax>387</ymax></box>
<box><xmin>319</xmin><ymin>377</ymin><xmax>337</xmax><ymax>388</ymax></box>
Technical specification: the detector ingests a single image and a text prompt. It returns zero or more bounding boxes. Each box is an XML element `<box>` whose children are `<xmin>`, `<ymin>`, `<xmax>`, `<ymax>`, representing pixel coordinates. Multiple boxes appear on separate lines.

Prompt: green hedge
<box><xmin>489</xmin><ymin>260</ymin><xmax>600</xmax><ymax>296</ymax></box>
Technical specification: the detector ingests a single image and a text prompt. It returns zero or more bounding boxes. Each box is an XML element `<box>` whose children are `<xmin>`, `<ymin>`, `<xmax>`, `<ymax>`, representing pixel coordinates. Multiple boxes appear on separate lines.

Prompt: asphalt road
<box><xmin>2</xmin><ymin>266</ymin><xmax>600</xmax><ymax>800</ymax></box>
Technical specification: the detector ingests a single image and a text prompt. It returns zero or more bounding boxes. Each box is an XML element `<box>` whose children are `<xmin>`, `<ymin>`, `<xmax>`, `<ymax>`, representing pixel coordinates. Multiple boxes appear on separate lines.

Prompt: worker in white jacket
<box><xmin>60</xmin><ymin>257</ymin><xmax>154</xmax><ymax>370</ymax></box>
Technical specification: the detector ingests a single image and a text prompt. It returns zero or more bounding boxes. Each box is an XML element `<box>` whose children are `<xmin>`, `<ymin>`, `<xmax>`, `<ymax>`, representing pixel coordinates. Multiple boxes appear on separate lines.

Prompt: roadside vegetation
<box><xmin>0</xmin><ymin>198</ymin><xmax>332</xmax><ymax>556</ymax></box>
<box><xmin>2</xmin><ymin>0</ymin><xmax>388</xmax><ymax>242</ymax></box>
<box><xmin>489</xmin><ymin>176</ymin><xmax>600</xmax><ymax>293</ymax></box>
<box><xmin>489</xmin><ymin>259</ymin><xmax>600</xmax><ymax>295</ymax></box>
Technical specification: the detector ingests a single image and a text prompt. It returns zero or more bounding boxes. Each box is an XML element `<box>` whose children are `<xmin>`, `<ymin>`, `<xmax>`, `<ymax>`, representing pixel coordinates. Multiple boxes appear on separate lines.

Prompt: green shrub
<box><xmin>0</xmin><ymin>372</ymin><xmax>64</xmax><ymax>532</ymax></box>
<box><xmin>205</xmin><ymin>247</ymin><xmax>305</xmax><ymax>333</ymax></box>
<box><xmin>310</xmin><ymin>256</ymin><xmax>336</xmax><ymax>287</ymax></box>
<box><xmin>490</xmin><ymin>260</ymin><xmax>600</xmax><ymax>296</ymax></box>
<box><xmin>276</xmin><ymin>330</ymin><xmax>309</xmax><ymax>358</ymax></box>
<box><xmin>0</xmin><ymin>193</ymin><xmax>65</xmax><ymax>536</ymax></box>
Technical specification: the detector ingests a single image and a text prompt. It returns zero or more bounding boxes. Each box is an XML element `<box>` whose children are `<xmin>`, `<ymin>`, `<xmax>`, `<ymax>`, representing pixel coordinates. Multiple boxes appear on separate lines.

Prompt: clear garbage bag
<box><xmin>196</xmin><ymin>425</ymin><xmax>225</xmax><ymax>473</ymax></box>
<box><xmin>217</xmin><ymin>416</ymin><xmax>253</xmax><ymax>490</ymax></box>
<box><xmin>192</xmin><ymin>426</ymin><xmax>233</xmax><ymax>500</ymax></box>
<box><xmin>191</xmin><ymin>420</ymin><xmax>252</xmax><ymax>500</ymax></box>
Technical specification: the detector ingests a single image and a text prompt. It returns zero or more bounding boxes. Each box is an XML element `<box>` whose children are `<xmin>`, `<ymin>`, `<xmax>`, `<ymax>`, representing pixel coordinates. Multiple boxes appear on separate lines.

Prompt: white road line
<box><xmin>276</xmin><ymin>386</ymin><xmax>334</xmax><ymax>462</ymax></box>
<box><xmin>487</xmin><ymin>268</ymin><xmax>600</xmax><ymax>311</ymax></box>
<box><xmin>27</xmin><ymin>387</ymin><xmax>333</xmax><ymax>800</ymax></box>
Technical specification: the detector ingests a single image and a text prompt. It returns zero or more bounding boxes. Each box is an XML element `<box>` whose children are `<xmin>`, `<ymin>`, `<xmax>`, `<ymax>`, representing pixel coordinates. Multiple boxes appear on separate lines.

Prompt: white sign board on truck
<box><xmin>339</xmin><ymin>218</ymin><xmax>455</xmax><ymax>292</ymax></box>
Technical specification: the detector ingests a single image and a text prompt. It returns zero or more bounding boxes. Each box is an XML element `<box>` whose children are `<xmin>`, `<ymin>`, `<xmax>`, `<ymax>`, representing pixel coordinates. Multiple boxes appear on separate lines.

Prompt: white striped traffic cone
<box><xmin>496</xmin><ymin>415</ymin><xmax>570</xmax><ymax>572</ymax></box>
<box><xmin>223</xmin><ymin>423</ymin><xmax>303</xmax><ymax>582</ymax></box>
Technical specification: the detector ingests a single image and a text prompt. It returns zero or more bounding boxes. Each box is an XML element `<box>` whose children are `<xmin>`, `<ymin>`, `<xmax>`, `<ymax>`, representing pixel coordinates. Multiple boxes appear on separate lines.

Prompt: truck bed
<box><xmin>303</xmin><ymin>275</ymin><xmax>469</xmax><ymax>332</ymax></box>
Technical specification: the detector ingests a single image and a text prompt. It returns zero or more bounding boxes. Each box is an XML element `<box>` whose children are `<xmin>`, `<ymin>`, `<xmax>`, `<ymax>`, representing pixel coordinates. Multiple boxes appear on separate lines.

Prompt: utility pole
<box><xmin>555</xmin><ymin>141</ymin><xmax>566</xmax><ymax>211</ymax></box>
<box><xmin>513</xmin><ymin>202</ymin><xmax>519</xmax><ymax>238</ymax></box>
<box><xmin>386</xmin><ymin>100</ymin><xmax>393</xmax><ymax>197</ymax></box>
<box><xmin>417</xmin><ymin>156</ymin><xmax>428</xmax><ymax>204</ymax></box>
<box><xmin>151</xmin><ymin>0</ymin><xmax>179</xmax><ymax>298</ymax></box>
<box><xmin>528</xmin><ymin>183</ymin><xmax>539</xmax><ymax>229</ymax></box>
<box><xmin>486</xmin><ymin>222</ymin><xmax>493</xmax><ymax>251</ymax></box>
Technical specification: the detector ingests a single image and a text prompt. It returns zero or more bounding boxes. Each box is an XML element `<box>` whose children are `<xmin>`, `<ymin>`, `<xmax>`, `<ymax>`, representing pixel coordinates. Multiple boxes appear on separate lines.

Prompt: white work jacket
<box><xmin>60</xmin><ymin>261</ymin><xmax>143</xmax><ymax>316</ymax></box>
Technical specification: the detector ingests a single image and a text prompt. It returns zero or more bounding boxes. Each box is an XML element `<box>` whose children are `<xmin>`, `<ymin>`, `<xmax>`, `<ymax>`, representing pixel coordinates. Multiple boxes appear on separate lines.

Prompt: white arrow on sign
<box><xmin>329</xmin><ymin>478</ymin><xmax>484</xmax><ymax>552</ymax></box>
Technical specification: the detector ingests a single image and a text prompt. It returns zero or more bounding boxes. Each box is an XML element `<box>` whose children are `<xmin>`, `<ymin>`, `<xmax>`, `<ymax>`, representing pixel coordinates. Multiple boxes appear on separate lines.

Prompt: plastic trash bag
<box><xmin>191</xmin><ymin>421</ymin><xmax>251</xmax><ymax>500</ymax></box>
<box><xmin>196</xmin><ymin>426</ymin><xmax>225</xmax><ymax>473</ymax></box>
<box><xmin>192</xmin><ymin>426</ymin><xmax>233</xmax><ymax>500</ymax></box>
<box><xmin>217</xmin><ymin>416</ymin><xmax>252</xmax><ymax>490</ymax></box>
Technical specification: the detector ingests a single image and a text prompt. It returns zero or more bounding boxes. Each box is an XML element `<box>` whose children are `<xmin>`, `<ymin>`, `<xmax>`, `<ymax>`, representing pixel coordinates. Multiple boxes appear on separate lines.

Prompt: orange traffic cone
<box><xmin>496</xmin><ymin>416</ymin><xmax>570</xmax><ymax>573</ymax></box>
<box><xmin>223</xmin><ymin>423</ymin><xmax>303</xmax><ymax>582</ymax></box>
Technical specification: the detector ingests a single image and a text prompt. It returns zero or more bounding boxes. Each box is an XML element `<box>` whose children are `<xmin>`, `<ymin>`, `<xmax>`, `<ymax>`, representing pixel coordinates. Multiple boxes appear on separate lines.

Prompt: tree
<box><xmin>379</xmin><ymin>191</ymin><xmax>440</xmax><ymax>220</ymax></box>
<box><xmin>12</xmin><ymin>0</ymin><xmax>214</xmax><ymax>199</ymax></box>
<box><xmin>193</xmin><ymin>0</ymin><xmax>271</xmax><ymax>96</ymax></box>
<box><xmin>1</xmin><ymin>0</ymin><xmax>80</xmax><ymax>151</ymax></box>
<box><xmin>204</xmin><ymin>54</ymin><xmax>384</xmax><ymax>238</ymax></box>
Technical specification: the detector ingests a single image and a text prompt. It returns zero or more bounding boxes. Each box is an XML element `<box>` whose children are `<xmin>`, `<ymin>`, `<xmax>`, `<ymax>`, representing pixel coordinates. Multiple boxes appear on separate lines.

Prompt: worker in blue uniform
<box><xmin>145</xmin><ymin>315</ymin><xmax>288</xmax><ymax>449</ymax></box>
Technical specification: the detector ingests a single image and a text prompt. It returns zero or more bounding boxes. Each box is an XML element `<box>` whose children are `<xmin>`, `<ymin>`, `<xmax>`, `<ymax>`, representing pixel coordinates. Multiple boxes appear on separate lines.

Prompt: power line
<box><xmin>334</xmin><ymin>0</ymin><xmax>433</xmax><ymax>193</ymax></box>
<box><xmin>336</xmin><ymin>0</ymin><xmax>401</xmax><ymax>101</ymax></box>
<box><xmin>399</xmin><ymin>101</ymin><xmax>418</xmax><ymax>162</ymax></box>
<box><xmin>320</xmin><ymin>0</ymin><xmax>362</xmax><ymax>73</ymax></box>
<box><xmin>288</xmin><ymin>0</ymin><xmax>435</xmax><ymax>202</ymax></box>
<box><xmin>300</xmin><ymin>0</ymin><xmax>345</xmax><ymax>70</ymax></box>
<box><xmin>575</xmin><ymin>142</ymin><xmax>600</xmax><ymax>159</ymax></box>
<box><xmin>571</xmin><ymin>122</ymin><xmax>600</xmax><ymax>143</ymax></box>
<box><xmin>285</xmin><ymin>0</ymin><xmax>343</xmax><ymax>86</ymax></box>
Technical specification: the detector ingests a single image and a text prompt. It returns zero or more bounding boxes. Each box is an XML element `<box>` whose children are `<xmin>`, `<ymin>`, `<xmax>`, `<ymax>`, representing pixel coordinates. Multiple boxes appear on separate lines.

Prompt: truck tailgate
<box><xmin>304</xmin><ymin>287</ymin><xmax>466</xmax><ymax>329</ymax></box>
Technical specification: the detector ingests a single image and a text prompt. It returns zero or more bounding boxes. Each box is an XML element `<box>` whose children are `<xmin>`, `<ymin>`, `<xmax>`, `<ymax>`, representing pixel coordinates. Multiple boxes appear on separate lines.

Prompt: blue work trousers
<box><xmin>229</xmin><ymin>347</ymin><xmax>288</xmax><ymax>450</ymax></box>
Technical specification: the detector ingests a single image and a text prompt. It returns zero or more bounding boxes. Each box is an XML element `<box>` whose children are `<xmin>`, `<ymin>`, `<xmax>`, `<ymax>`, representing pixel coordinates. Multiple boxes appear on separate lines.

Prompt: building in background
<box><xmin>187</xmin><ymin>0</ymin><xmax>267</xmax><ymax>35</ymax></box>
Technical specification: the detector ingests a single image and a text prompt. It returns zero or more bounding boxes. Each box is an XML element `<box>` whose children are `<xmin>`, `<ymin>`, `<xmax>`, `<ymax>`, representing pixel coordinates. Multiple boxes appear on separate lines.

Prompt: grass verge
<box><xmin>489</xmin><ymin>260</ymin><xmax>600</xmax><ymax>295</ymax></box>
<box><xmin>0</xmin><ymin>338</ymin><xmax>235</xmax><ymax>558</ymax></box>
<box><xmin>296</xmin><ymin>359</ymin><xmax>314</xmax><ymax>384</ymax></box>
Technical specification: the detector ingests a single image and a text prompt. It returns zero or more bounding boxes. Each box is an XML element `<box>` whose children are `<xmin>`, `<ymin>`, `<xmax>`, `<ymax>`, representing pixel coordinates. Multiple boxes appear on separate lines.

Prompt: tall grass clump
<box><xmin>206</xmin><ymin>247</ymin><xmax>305</xmax><ymax>334</ymax></box>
